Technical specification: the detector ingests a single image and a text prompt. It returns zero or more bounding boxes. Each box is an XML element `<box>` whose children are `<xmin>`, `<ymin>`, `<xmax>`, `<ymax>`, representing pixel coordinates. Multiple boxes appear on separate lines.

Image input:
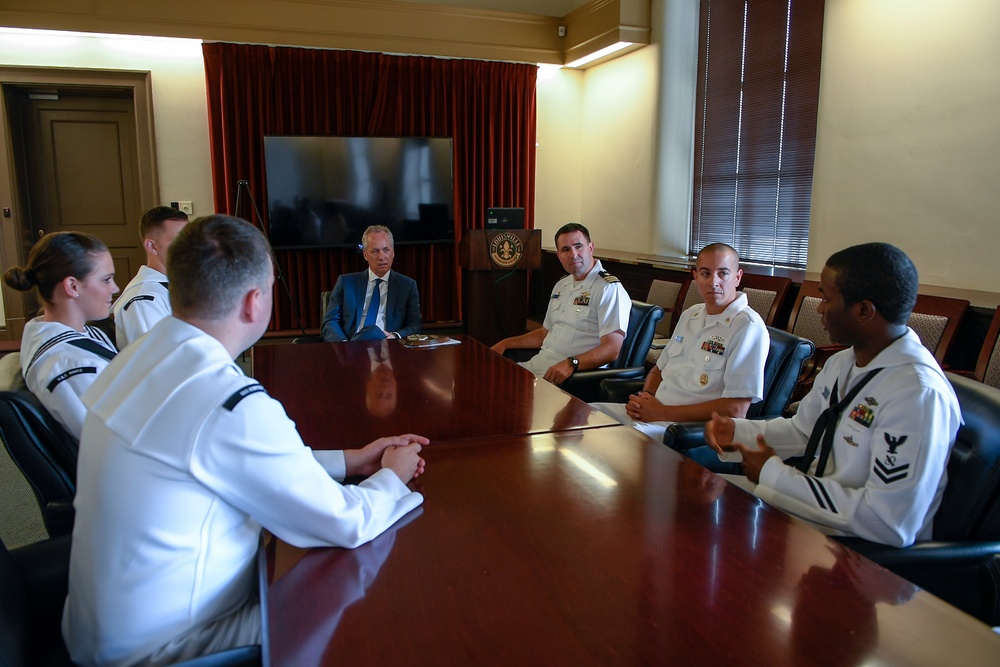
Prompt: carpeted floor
<box><xmin>0</xmin><ymin>437</ymin><xmax>48</xmax><ymax>547</ymax></box>
<box><xmin>0</xmin><ymin>351</ymin><xmax>49</xmax><ymax>548</ymax></box>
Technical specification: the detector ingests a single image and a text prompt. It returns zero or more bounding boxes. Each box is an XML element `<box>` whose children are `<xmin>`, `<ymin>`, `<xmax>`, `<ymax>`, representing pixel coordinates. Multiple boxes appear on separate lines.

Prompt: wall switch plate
<box><xmin>177</xmin><ymin>201</ymin><xmax>194</xmax><ymax>215</ymax></box>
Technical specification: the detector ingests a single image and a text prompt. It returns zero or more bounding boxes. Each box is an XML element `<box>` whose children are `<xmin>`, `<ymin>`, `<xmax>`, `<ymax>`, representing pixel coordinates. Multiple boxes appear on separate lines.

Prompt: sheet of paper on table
<box><xmin>400</xmin><ymin>334</ymin><xmax>462</xmax><ymax>349</ymax></box>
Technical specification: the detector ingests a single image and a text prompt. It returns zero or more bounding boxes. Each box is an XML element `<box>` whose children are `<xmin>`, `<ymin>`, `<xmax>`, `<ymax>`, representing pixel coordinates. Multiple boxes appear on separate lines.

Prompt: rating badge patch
<box><xmin>874</xmin><ymin>433</ymin><xmax>910</xmax><ymax>484</ymax></box>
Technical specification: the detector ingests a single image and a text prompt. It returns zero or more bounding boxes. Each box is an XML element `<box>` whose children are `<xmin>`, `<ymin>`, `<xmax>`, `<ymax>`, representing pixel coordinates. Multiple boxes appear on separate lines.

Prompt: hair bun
<box><xmin>2</xmin><ymin>266</ymin><xmax>35</xmax><ymax>292</ymax></box>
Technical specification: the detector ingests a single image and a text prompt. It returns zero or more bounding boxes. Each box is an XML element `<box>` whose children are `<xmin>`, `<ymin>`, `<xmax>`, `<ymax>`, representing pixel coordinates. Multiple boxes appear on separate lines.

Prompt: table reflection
<box><xmin>675</xmin><ymin>457</ymin><xmax>727</xmax><ymax>506</ymax></box>
<box><xmin>263</xmin><ymin>427</ymin><xmax>1000</xmax><ymax>665</ymax></box>
<box><xmin>790</xmin><ymin>544</ymin><xmax>915</xmax><ymax>664</ymax></box>
<box><xmin>252</xmin><ymin>337</ymin><xmax>618</xmax><ymax>448</ymax></box>
<box><xmin>267</xmin><ymin>508</ymin><xmax>421</xmax><ymax>666</ymax></box>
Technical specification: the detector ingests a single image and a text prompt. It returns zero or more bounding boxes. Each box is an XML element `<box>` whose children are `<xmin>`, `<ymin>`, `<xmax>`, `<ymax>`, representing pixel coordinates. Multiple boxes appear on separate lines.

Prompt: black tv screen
<box><xmin>264</xmin><ymin>135</ymin><xmax>455</xmax><ymax>249</ymax></box>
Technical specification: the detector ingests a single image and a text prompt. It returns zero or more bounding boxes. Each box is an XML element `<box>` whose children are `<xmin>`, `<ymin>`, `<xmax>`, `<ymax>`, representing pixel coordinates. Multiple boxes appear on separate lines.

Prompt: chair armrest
<box><xmin>649</xmin><ymin>337</ymin><xmax>670</xmax><ymax>350</ymax></box>
<box><xmin>833</xmin><ymin>537</ymin><xmax>1000</xmax><ymax>566</ymax></box>
<box><xmin>663</xmin><ymin>422</ymin><xmax>708</xmax><ymax>452</ymax></box>
<box><xmin>9</xmin><ymin>535</ymin><xmax>72</xmax><ymax>630</ymax></box>
<box><xmin>502</xmin><ymin>348</ymin><xmax>539</xmax><ymax>364</ymax></box>
<box><xmin>560</xmin><ymin>367</ymin><xmax>646</xmax><ymax>404</ymax></box>
<box><xmin>833</xmin><ymin>537</ymin><xmax>1000</xmax><ymax>625</ymax></box>
<box><xmin>173</xmin><ymin>645</ymin><xmax>262</xmax><ymax>667</ymax></box>
<box><xmin>598</xmin><ymin>378</ymin><xmax>645</xmax><ymax>403</ymax></box>
<box><xmin>43</xmin><ymin>500</ymin><xmax>75</xmax><ymax>538</ymax></box>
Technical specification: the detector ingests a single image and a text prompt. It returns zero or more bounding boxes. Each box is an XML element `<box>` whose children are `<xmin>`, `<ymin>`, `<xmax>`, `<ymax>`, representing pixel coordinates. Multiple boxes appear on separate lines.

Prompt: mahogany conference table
<box><xmin>251</xmin><ymin>335</ymin><xmax>619</xmax><ymax>448</ymax></box>
<box><xmin>262</xmin><ymin>425</ymin><xmax>1000</xmax><ymax>666</ymax></box>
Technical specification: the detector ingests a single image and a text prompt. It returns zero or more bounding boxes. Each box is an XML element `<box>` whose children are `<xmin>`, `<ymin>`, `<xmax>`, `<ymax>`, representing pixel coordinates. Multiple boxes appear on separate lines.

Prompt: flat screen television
<box><xmin>264</xmin><ymin>135</ymin><xmax>455</xmax><ymax>250</ymax></box>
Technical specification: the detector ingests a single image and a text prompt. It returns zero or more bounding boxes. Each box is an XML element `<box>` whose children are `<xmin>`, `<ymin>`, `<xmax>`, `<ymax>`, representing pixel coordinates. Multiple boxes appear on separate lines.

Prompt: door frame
<box><xmin>0</xmin><ymin>67</ymin><xmax>159</xmax><ymax>340</ymax></box>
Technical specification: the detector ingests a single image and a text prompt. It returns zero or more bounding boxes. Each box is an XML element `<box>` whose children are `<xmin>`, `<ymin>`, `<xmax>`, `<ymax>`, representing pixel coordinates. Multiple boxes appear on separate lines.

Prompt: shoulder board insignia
<box><xmin>598</xmin><ymin>270</ymin><xmax>620</xmax><ymax>284</ymax></box>
<box><xmin>223</xmin><ymin>383</ymin><xmax>267</xmax><ymax>411</ymax></box>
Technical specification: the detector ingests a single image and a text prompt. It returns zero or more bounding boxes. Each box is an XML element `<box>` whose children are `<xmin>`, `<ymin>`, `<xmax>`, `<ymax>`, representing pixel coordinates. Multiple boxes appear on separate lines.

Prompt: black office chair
<box><xmin>654</xmin><ymin>327</ymin><xmax>813</xmax><ymax>473</ymax></box>
<box><xmin>558</xmin><ymin>300</ymin><xmax>664</xmax><ymax>403</ymax></box>
<box><xmin>0</xmin><ymin>535</ymin><xmax>74</xmax><ymax>667</ymax></box>
<box><xmin>293</xmin><ymin>290</ymin><xmax>333</xmax><ymax>344</ymax></box>
<box><xmin>0</xmin><ymin>535</ymin><xmax>262</xmax><ymax>667</ymax></box>
<box><xmin>601</xmin><ymin>327</ymin><xmax>814</xmax><ymax>424</ymax></box>
<box><xmin>834</xmin><ymin>373</ymin><xmax>1000</xmax><ymax>626</ymax></box>
<box><xmin>0</xmin><ymin>390</ymin><xmax>78</xmax><ymax>537</ymax></box>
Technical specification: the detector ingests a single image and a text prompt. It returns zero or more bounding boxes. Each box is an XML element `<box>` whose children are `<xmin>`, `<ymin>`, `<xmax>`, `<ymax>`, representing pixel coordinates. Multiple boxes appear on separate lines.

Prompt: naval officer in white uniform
<box><xmin>591</xmin><ymin>243</ymin><xmax>768</xmax><ymax>442</ymax></box>
<box><xmin>491</xmin><ymin>223</ymin><xmax>630</xmax><ymax>386</ymax></box>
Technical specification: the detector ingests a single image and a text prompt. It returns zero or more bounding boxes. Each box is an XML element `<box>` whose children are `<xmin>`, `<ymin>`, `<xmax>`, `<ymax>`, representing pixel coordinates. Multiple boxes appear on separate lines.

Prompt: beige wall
<box><xmin>534</xmin><ymin>0</ymin><xmax>696</xmax><ymax>259</ymax></box>
<box><xmin>0</xmin><ymin>30</ymin><xmax>215</xmax><ymax>217</ymax></box>
<box><xmin>2</xmin><ymin>0</ymin><xmax>998</xmax><ymax>298</ymax></box>
<box><xmin>534</xmin><ymin>65</ymin><xmax>585</xmax><ymax>243</ymax></box>
<box><xmin>540</xmin><ymin>0</ymin><xmax>1000</xmax><ymax>299</ymax></box>
<box><xmin>578</xmin><ymin>44</ymin><xmax>659</xmax><ymax>253</ymax></box>
<box><xmin>809</xmin><ymin>0</ymin><xmax>1000</xmax><ymax>291</ymax></box>
<box><xmin>534</xmin><ymin>43</ymin><xmax>660</xmax><ymax>252</ymax></box>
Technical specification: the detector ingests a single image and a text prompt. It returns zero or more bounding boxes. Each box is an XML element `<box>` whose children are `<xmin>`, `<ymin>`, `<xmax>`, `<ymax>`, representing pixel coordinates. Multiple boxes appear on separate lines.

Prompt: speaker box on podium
<box><xmin>458</xmin><ymin>229</ymin><xmax>542</xmax><ymax>346</ymax></box>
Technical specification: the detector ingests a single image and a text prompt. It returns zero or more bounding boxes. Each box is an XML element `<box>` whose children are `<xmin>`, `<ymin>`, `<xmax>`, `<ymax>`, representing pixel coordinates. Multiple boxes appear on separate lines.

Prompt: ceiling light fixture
<box><xmin>565</xmin><ymin>41</ymin><xmax>633</xmax><ymax>69</ymax></box>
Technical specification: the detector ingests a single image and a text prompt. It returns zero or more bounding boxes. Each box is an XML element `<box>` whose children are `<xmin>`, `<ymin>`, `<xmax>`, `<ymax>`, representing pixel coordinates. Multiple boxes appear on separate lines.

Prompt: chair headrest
<box><xmin>0</xmin><ymin>353</ymin><xmax>24</xmax><ymax>392</ymax></box>
<box><xmin>935</xmin><ymin>373</ymin><xmax>1000</xmax><ymax>541</ymax></box>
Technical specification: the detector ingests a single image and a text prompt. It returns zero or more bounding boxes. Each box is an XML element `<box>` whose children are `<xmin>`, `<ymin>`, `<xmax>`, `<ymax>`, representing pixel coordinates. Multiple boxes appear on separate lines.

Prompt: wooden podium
<box><xmin>458</xmin><ymin>229</ymin><xmax>542</xmax><ymax>346</ymax></box>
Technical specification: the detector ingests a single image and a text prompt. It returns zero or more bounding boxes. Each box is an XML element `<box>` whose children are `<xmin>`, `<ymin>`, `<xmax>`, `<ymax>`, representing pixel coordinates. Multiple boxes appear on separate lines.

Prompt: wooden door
<box><xmin>16</xmin><ymin>88</ymin><xmax>145</xmax><ymax>285</ymax></box>
<box><xmin>4</xmin><ymin>86</ymin><xmax>145</xmax><ymax>334</ymax></box>
<box><xmin>0</xmin><ymin>69</ymin><xmax>159</xmax><ymax>342</ymax></box>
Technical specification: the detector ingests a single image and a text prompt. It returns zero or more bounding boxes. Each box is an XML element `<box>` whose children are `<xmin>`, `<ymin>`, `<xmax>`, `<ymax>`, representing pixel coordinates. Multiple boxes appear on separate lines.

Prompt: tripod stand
<box><xmin>233</xmin><ymin>179</ymin><xmax>306</xmax><ymax>336</ymax></box>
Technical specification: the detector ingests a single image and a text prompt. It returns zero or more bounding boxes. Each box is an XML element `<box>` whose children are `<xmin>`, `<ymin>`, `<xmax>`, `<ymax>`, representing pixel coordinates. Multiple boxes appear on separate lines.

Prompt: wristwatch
<box><xmin>567</xmin><ymin>356</ymin><xmax>579</xmax><ymax>373</ymax></box>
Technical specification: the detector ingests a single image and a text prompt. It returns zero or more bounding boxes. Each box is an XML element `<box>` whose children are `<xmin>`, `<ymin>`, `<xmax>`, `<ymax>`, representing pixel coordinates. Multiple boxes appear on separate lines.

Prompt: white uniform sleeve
<box><xmin>752</xmin><ymin>375</ymin><xmax>957</xmax><ymax>547</ymax></box>
<box><xmin>116</xmin><ymin>293</ymin><xmax>171</xmax><ymax>347</ymax></box>
<box><xmin>312</xmin><ymin>449</ymin><xmax>348</xmax><ymax>480</ymax></box>
<box><xmin>722</xmin><ymin>355</ymin><xmax>833</xmax><ymax>464</ymax></box>
<box><xmin>595</xmin><ymin>282</ymin><xmax>630</xmax><ymax>339</ymax></box>
<box><xmin>26</xmin><ymin>353</ymin><xmax>109</xmax><ymax>440</ymax></box>
<box><xmin>720</xmin><ymin>317</ymin><xmax>768</xmax><ymax>401</ymax></box>
<box><xmin>190</xmin><ymin>392</ymin><xmax>422</xmax><ymax>549</ymax></box>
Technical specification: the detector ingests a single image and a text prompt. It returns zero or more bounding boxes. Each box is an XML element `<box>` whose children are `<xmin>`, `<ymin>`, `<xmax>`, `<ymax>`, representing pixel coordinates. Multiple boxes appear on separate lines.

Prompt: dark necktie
<box><xmin>797</xmin><ymin>367</ymin><xmax>883</xmax><ymax>477</ymax></box>
<box><xmin>363</xmin><ymin>278</ymin><xmax>383</xmax><ymax>328</ymax></box>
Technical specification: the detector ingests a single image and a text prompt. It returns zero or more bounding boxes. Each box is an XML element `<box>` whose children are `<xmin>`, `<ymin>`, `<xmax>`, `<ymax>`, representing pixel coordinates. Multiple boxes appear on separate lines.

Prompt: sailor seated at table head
<box><xmin>63</xmin><ymin>214</ymin><xmax>428</xmax><ymax>667</ymax></box>
<box><xmin>590</xmin><ymin>243</ymin><xmax>769</xmax><ymax>443</ymax></box>
<box><xmin>705</xmin><ymin>242</ymin><xmax>961</xmax><ymax>547</ymax></box>
<box><xmin>112</xmin><ymin>205</ymin><xmax>189</xmax><ymax>348</ymax></box>
<box><xmin>490</xmin><ymin>223</ymin><xmax>631</xmax><ymax>386</ymax></box>
<box><xmin>321</xmin><ymin>224</ymin><xmax>422</xmax><ymax>342</ymax></box>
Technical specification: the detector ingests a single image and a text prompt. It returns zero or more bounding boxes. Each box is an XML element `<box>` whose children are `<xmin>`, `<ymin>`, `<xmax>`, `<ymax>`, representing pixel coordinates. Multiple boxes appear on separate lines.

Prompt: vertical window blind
<box><xmin>691</xmin><ymin>0</ymin><xmax>825</xmax><ymax>267</ymax></box>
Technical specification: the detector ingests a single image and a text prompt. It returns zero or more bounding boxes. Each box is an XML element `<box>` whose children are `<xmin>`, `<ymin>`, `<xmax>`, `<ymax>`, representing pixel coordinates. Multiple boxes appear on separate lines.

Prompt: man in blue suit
<box><xmin>322</xmin><ymin>225</ymin><xmax>422</xmax><ymax>342</ymax></box>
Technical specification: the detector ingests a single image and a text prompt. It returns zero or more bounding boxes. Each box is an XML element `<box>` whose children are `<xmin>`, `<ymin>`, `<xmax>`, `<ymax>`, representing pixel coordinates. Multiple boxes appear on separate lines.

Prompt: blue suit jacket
<box><xmin>321</xmin><ymin>271</ymin><xmax>422</xmax><ymax>342</ymax></box>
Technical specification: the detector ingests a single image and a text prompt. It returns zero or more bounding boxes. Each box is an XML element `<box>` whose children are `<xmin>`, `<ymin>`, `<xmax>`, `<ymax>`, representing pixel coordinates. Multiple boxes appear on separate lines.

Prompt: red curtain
<box><xmin>202</xmin><ymin>43</ymin><xmax>537</xmax><ymax>331</ymax></box>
